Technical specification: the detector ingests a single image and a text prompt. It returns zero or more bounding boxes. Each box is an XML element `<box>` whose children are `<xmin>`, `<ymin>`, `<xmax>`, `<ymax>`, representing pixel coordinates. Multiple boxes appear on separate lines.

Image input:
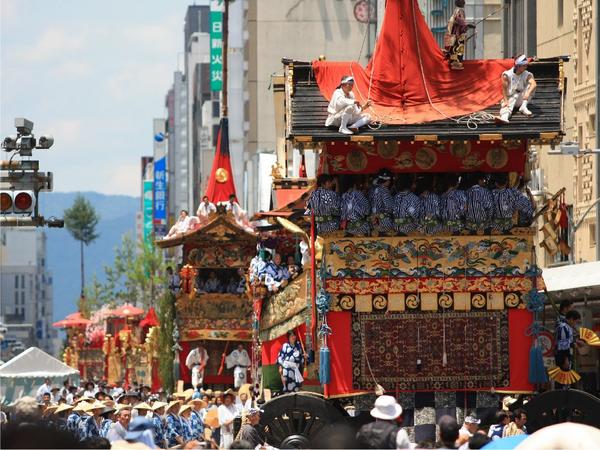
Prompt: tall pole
<box><xmin>595</xmin><ymin>0</ymin><xmax>600</xmax><ymax>260</ymax></box>
<box><xmin>222</xmin><ymin>0</ymin><xmax>229</xmax><ymax>118</ymax></box>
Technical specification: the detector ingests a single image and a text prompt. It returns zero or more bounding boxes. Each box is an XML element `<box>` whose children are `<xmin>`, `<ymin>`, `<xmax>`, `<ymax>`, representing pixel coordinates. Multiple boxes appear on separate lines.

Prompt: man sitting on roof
<box><xmin>165</xmin><ymin>210</ymin><xmax>192</xmax><ymax>238</ymax></box>
<box><xmin>325</xmin><ymin>75</ymin><xmax>371</xmax><ymax>135</ymax></box>
<box><xmin>197</xmin><ymin>196</ymin><xmax>216</xmax><ymax>222</ymax></box>
<box><xmin>496</xmin><ymin>55</ymin><xmax>537</xmax><ymax>124</ymax></box>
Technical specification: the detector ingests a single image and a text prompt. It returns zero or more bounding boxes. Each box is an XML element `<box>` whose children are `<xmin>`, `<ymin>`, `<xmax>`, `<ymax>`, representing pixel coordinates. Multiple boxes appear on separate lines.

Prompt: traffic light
<box><xmin>0</xmin><ymin>190</ymin><xmax>36</xmax><ymax>216</ymax></box>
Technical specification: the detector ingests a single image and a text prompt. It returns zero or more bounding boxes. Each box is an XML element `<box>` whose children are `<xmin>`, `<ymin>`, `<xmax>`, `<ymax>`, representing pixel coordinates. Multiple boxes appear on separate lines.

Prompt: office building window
<box><xmin>212</xmin><ymin>124</ymin><xmax>220</xmax><ymax>146</ymax></box>
<box><xmin>15</xmin><ymin>276</ymin><xmax>18</xmax><ymax>288</ymax></box>
<box><xmin>21</xmin><ymin>275</ymin><xmax>25</xmax><ymax>289</ymax></box>
<box><xmin>558</xmin><ymin>0</ymin><xmax>563</xmax><ymax>27</ymax></box>
<box><xmin>15</xmin><ymin>292</ymin><xmax>18</xmax><ymax>305</ymax></box>
<box><xmin>591</xmin><ymin>223</ymin><xmax>597</xmax><ymax>247</ymax></box>
<box><xmin>212</xmin><ymin>101</ymin><xmax>220</xmax><ymax>118</ymax></box>
<box><xmin>21</xmin><ymin>291</ymin><xmax>25</xmax><ymax>304</ymax></box>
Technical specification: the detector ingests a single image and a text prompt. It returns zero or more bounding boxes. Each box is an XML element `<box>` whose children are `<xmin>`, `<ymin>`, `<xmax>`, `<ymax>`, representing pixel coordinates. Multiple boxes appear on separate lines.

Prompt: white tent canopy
<box><xmin>0</xmin><ymin>347</ymin><xmax>80</xmax><ymax>405</ymax></box>
<box><xmin>542</xmin><ymin>261</ymin><xmax>600</xmax><ymax>298</ymax></box>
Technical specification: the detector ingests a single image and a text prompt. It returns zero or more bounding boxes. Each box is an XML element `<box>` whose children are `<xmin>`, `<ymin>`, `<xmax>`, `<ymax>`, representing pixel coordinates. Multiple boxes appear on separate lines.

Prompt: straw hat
<box><xmin>75</xmin><ymin>396</ymin><xmax>95</xmax><ymax>404</ymax></box>
<box><xmin>188</xmin><ymin>398</ymin><xmax>207</xmax><ymax>409</ymax></box>
<box><xmin>72</xmin><ymin>402</ymin><xmax>89</xmax><ymax>413</ymax></box>
<box><xmin>116</xmin><ymin>404</ymin><xmax>133</xmax><ymax>413</ymax></box>
<box><xmin>238</xmin><ymin>384</ymin><xmax>252</xmax><ymax>398</ymax></box>
<box><xmin>165</xmin><ymin>400</ymin><xmax>181</xmax><ymax>414</ymax></box>
<box><xmin>54</xmin><ymin>403</ymin><xmax>74</xmax><ymax>415</ymax></box>
<box><xmin>179</xmin><ymin>404</ymin><xmax>193</xmax><ymax>415</ymax></box>
<box><xmin>222</xmin><ymin>388</ymin><xmax>235</xmax><ymax>398</ymax></box>
<box><xmin>203</xmin><ymin>389</ymin><xmax>214</xmax><ymax>397</ymax></box>
<box><xmin>151</xmin><ymin>401</ymin><xmax>168</xmax><ymax>411</ymax></box>
<box><xmin>133</xmin><ymin>402</ymin><xmax>152</xmax><ymax>411</ymax></box>
<box><xmin>43</xmin><ymin>405</ymin><xmax>58</xmax><ymax>415</ymax></box>
<box><xmin>86</xmin><ymin>401</ymin><xmax>106</xmax><ymax>415</ymax></box>
<box><xmin>204</xmin><ymin>409</ymin><xmax>219</xmax><ymax>429</ymax></box>
<box><xmin>213</xmin><ymin>390</ymin><xmax>223</xmax><ymax>398</ymax></box>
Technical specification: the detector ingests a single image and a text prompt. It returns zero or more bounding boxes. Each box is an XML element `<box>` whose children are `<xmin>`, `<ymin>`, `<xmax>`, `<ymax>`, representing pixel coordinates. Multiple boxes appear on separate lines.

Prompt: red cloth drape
<box><xmin>204</xmin><ymin>118</ymin><xmax>238</xmax><ymax>204</ymax></box>
<box><xmin>312</xmin><ymin>0</ymin><xmax>514</xmax><ymax>124</ymax></box>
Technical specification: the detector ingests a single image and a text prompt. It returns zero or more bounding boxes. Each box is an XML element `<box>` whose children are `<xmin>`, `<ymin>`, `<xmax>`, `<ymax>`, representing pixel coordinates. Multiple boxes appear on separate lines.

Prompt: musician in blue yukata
<box><xmin>151</xmin><ymin>401</ymin><xmax>167</xmax><ymax>448</ymax></box>
<box><xmin>78</xmin><ymin>402</ymin><xmax>104</xmax><ymax>440</ymax></box>
<box><xmin>417</xmin><ymin>176</ymin><xmax>441</xmax><ymax>234</ymax></box>
<box><xmin>189</xmin><ymin>398</ymin><xmax>206</xmax><ymax>441</ymax></box>
<box><xmin>440</xmin><ymin>173</ymin><xmax>467</xmax><ymax>234</ymax></box>
<box><xmin>99</xmin><ymin>406</ymin><xmax>116</xmax><ymax>438</ymax></box>
<box><xmin>394</xmin><ymin>175</ymin><xmax>421</xmax><ymax>235</ymax></box>
<box><xmin>165</xmin><ymin>401</ymin><xmax>185</xmax><ymax>447</ymax></box>
<box><xmin>179</xmin><ymin>404</ymin><xmax>194</xmax><ymax>442</ymax></box>
<box><xmin>554</xmin><ymin>309</ymin><xmax>582</xmax><ymax>373</ymax></box>
<box><xmin>277</xmin><ymin>330</ymin><xmax>305</xmax><ymax>393</ymax></box>
<box><xmin>306</xmin><ymin>174</ymin><xmax>341</xmax><ymax>234</ymax></box>
<box><xmin>491</xmin><ymin>173</ymin><xmax>516</xmax><ymax>232</ymax></box>
<box><xmin>371</xmin><ymin>169</ymin><xmax>395</xmax><ymax>235</ymax></box>
<box><xmin>264</xmin><ymin>252</ymin><xmax>291</xmax><ymax>293</ymax></box>
<box><xmin>341</xmin><ymin>177</ymin><xmax>371</xmax><ymax>236</ymax></box>
<box><xmin>511</xmin><ymin>177</ymin><xmax>535</xmax><ymax>226</ymax></box>
<box><xmin>465</xmin><ymin>172</ymin><xmax>494</xmax><ymax>232</ymax></box>
<box><xmin>66</xmin><ymin>405</ymin><xmax>83</xmax><ymax>436</ymax></box>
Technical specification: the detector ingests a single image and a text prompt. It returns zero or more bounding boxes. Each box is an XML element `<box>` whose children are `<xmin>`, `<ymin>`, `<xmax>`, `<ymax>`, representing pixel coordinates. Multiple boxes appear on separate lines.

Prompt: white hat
<box><xmin>465</xmin><ymin>415</ymin><xmax>481</xmax><ymax>424</ymax></box>
<box><xmin>370</xmin><ymin>395</ymin><xmax>403</xmax><ymax>420</ymax></box>
<box><xmin>514</xmin><ymin>54</ymin><xmax>529</xmax><ymax>66</ymax></box>
<box><xmin>341</xmin><ymin>76</ymin><xmax>355</xmax><ymax>84</ymax></box>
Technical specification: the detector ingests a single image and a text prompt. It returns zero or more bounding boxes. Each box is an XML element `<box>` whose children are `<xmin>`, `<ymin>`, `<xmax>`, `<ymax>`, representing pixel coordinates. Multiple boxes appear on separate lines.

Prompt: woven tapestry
<box><xmin>351</xmin><ymin>311</ymin><xmax>509</xmax><ymax>391</ymax></box>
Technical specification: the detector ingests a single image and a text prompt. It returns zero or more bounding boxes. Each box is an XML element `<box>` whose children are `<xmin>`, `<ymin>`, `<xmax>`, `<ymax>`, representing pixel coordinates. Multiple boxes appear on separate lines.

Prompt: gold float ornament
<box><xmin>580</xmin><ymin>327</ymin><xmax>600</xmax><ymax>346</ymax></box>
<box><xmin>215</xmin><ymin>168</ymin><xmax>229</xmax><ymax>183</ymax></box>
<box><xmin>547</xmin><ymin>366</ymin><xmax>581</xmax><ymax>385</ymax></box>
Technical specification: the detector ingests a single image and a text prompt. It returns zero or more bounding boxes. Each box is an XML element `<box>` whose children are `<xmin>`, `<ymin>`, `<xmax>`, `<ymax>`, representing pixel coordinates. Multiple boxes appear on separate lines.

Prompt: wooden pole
<box><xmin>221</xmin><ymin>0</ymin><xmax>229</xmax><ymax>118</ymax></box>
<box><xmin>310</xmin><ymin>213</ymin><xmax>316</xmax><ymax>350</ymax></box>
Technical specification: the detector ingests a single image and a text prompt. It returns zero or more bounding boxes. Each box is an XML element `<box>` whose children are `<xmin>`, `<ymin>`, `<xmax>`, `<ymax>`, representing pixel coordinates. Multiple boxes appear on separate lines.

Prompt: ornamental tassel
<box><xmin>319</xmin><ymin>347</ymin><xmax>330</xmax><ymax>384</ymax></box>
<box><xmin>528</xmin><ymin>339</ymin><xmax>549</xmax><ymax>384</ymax></box>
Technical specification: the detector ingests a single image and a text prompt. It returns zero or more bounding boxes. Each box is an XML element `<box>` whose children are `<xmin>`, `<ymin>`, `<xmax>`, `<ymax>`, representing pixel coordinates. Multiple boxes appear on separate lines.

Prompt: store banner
<box><xmin>143</xmin><ymin>180</ymin><xmax>153</xmax><ymax>243</ymax></box>
<box><xmin>153</xmin><ymin>157</ymin><xmax>167</xmax><ymax>238</ymax></box>
<box><xmin>209</xmin><ymin>0</ymin><xmax>224</xmax><ymax>92</ymax></box>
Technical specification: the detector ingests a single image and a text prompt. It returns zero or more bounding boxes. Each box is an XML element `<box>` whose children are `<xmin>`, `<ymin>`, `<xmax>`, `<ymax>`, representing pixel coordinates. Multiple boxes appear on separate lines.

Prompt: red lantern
<box><xmin>180</xmin><ymin>264</ymin><xmax>197</xmax><ymax>294</ymax></box>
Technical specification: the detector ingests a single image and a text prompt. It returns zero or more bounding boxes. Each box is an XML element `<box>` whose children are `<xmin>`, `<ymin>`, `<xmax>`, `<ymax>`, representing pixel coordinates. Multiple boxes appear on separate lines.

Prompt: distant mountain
<box><xmin>38</xmin><ymin>192</ymin><xmax>139</xmax><ymax>322</ymax></box>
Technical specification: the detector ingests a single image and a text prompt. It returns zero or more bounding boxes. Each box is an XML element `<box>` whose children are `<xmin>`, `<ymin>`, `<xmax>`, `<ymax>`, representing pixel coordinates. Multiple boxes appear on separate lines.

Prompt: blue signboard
<box><xmin>153</xmin><ymin>157</ymin><xmax>167</xmax><ymax>221</ymax></box>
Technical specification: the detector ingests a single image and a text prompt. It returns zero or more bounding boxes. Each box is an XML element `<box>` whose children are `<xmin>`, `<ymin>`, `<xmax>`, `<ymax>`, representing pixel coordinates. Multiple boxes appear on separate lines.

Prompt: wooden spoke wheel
<box><xmin>259</xmin><ymin>392</ymin><xmax>345</xmax><ymax>449</ymax></box>
<box><xmin>524</xmin><ymin>389</ymin><xmax>600</xmax><ymax>433</ymax></box>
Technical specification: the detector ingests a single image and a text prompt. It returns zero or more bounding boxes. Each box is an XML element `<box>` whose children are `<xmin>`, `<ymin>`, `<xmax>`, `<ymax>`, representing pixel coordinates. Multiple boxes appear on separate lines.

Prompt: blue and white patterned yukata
<box><xmin>419</xmin><ymin>192</ymin><xmax>442</xmax><ymax>234</ymax></box>
<box><xmin>371</xmin><ymin>185</ymin><xmax>395</xmax><ymax>234</ymax></box>
<box><xmin>78</xmin><ymin>415</ymin><xmax>101</xmax><ymax>440</ymax></box>
<box><xmin>511</xmin><ymin>187</ymin><xmax>535</xmax><ymax>226</ymax></box>
<box><xmin>152</xmin><ymin>414</ymin><xmax>166</xmax><ymax>448</ymax></box>
<box><xmin>66</xmin><ymin>412</ymin><xmax>81</xmax><ymax>436</ymax></box>
<box><xmin>277</xmin><ymin>342</ymin><xmax>305</xmax><ymax>393</ymax></box>
<box><xmin>181</xmin><ymin>416</ymin><xmax>194</xmax><ymax>442</ymax></box>
<box><xmin>492</xmin><ymin>188</ymin><xmax>517</xmax><ymax>232</ymax></box>
<box><xmin>100</xmin><ymin>418</ymin><xmax>112</xmax><ymax>438</ymax></box>
<box><xmin>393</xmin><ymin>190</ymin><xmax>422</xmax><ymax>234</ymax></box>
<box><xmin>440</xmin><ymin>188</ymin><xmax>467</xmax><ymax>233</ymax></box>
<box><xmin>341</xmin><ymin>189</ymin><xmax>371</xmax><ymax>235</ymax></box>
<box><xmin>190</xmin><ymin>409</ymin><xmax>205</xmax><ymax>440</ymax></box>
<box><xmin>465</xmin><ymin>185</ymin><xmax>494</xmax><ymax>231</ymax></box>
<box><xmin>166</xmin><ymin>413</ymin><xmax>184</xmax><ymax>447</ymax></box>
<box><xmin>306</xmin><ymin>187</ymin><xmax>342</xmax><ymax>234</ymax></box>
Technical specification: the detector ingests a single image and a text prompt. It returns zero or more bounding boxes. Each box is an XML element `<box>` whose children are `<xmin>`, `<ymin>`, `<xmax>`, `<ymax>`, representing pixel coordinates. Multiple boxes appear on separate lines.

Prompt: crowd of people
<box><xmin>306</xmin><ymin>171</ymin><xmax>535</xmax><ymax>237</ymax></box>
<box><xmin>249</xmin><ymin>250</ymin><xmax>303</xmax><ymax>294</ymax></box>
<box><xmin>355</xmin><ymin>395</ymin><xmax>529</xmax><ymax>450</ymax></box>
<box><xmin>2</xmin><ymin>380</ymin><xmax>268</xmax><ymax>449</ymax></box>
<box><xmin>165</xmin><ymin>195</ymin><xmax>253</xmax><ymax>240</ymax></box>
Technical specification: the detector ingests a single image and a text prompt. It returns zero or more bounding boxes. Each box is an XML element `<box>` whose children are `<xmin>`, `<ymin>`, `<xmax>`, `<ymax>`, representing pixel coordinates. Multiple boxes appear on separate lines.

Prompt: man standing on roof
<box><xmin>496</xmin><ymin>55</ymin><xmax>537</xmax><ymax>124</ymax></box>
<box><xmin>325</xmin><ymin>75</ymin><xmax>371</xmax><ymax>135</ymax></box>
<box><xmin>445</xmin><ymin>0</ymin><xmax>476</xmax><ymax>70</ymax></box>
<box><xmin>186</xmin><ymin>343</ymin><xmax>210</xmax><ymax>389</ymax></box>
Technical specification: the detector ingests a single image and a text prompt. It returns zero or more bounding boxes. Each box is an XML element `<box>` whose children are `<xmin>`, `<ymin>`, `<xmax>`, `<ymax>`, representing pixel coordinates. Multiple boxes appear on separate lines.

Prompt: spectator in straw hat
<box><xmin>106</xmin><ymin>405</ymin><xmax>132</xmax><ymax>443</ymax></box>
<box><xmin>189</xmin><ymin>398</ymin><xmax>207</xmax><ymax>440</ymax></box>
<box><xmin>150</xmin><ymin>401</ymin><xmax>167</xmax><ymax>448</ymax></box>
<box><xmin>67</xmin><ymin>401</ymin><xmax>87</xmax><ymax>436</ymax></box>
<box><xmin>165</xmin><ymin>400</ymin><xmax>184</xmax><ymax>447</ymax></box>
<box><xmin>133</xmin><ymin>402</ymin><xmax>152</xmax><ymax>419</ymax></box>
<box><xmin>53</xmin><ymin>403</ymin><xmax>74</xmax><ymax>431</ymax></box>
<box><xmin>218</xmin><ymin>389</ymin><xmax>238</xmax><ymax>449</ymax></box>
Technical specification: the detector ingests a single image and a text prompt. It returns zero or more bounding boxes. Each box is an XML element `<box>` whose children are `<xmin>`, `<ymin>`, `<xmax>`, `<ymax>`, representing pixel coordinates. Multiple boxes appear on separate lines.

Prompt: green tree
<box><xmin>64</xmin><ymin>195</ymin><xmax>100</xmax><ymax>300</ymax></box>
<box><xmin>157</xmin><ymin>290</ymin><xmax>176</xmax><ymax>392</ymax></box>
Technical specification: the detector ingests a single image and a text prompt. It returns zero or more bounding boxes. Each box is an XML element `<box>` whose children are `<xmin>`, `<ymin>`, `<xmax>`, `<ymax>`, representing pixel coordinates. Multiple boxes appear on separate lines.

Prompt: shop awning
<box><xmin>542</xmin><ymin>261</ymin><xmax>600</xmax><ymax>297</ymax></box>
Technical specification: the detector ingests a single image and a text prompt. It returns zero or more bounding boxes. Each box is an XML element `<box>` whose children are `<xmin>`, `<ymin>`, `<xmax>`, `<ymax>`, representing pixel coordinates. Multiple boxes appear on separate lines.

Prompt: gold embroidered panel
<box><xmin>176</xmin><ymin>293</ymin><xmax>253</xmax><ymax>334</ymax></box>
<box><xmin>260</xmin><ymin>272</ymin><xmax>308</xmax><ymax>331</ymax></box>
<box><xmin>324</xmin><ymin>234</ymin><xmax>535</xmax><ymax>291</ymax></box>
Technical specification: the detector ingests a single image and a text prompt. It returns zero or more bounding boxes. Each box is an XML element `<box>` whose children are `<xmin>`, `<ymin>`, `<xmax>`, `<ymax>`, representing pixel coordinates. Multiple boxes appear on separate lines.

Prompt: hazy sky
<box><xmin>1</xmin><ymin>0</ymin><xmax>194</xmax><ymax>196</ymax></box>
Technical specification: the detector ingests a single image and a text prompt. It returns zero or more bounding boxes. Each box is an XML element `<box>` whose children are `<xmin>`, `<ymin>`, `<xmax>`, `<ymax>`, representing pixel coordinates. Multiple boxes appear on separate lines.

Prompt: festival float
<box><xmin>156</xmin><ymin>118</ymin><xmax>258</xmax><ymax>388</ymax></box>
<box><xmin>54</xmin><ymin>306</ymin><xmax>161</xmax><ymax>389</ymax></box>
<box><xmin>246</xmin><ymin>0</ymin><xmax>600</xmax><ymax>447</ymax></box>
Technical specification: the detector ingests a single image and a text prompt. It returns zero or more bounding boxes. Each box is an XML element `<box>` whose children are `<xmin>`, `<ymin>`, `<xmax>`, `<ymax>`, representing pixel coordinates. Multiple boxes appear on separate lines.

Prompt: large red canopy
<box><xmin>313</xmin><ymin>0</ymin><xmax>514</xmax><ymax>124</ymax></box>
<box><xmin>52</xmin><ymin>312</ymin><xmax>92</xmax><ymax>328</ymax></box>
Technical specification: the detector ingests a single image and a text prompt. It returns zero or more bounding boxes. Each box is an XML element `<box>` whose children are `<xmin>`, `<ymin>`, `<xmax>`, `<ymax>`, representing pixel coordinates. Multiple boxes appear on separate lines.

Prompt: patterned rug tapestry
<box><xmin>351</xmin><ymin>311</ymin><xmax>509</xmax><ymax>391</ymax></box>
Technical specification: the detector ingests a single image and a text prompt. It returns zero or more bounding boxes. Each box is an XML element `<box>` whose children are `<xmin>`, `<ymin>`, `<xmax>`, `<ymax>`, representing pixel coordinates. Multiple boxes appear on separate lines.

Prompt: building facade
<box><xmin>0</xmin><ymin>229</ymin><xmax>57</xmax><ymax>359</ymax></box>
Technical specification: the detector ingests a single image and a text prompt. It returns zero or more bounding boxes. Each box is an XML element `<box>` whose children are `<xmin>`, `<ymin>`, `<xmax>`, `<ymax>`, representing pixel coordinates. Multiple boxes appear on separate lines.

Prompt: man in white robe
<box><xmin>185</xmin><ymin>344</ymin><xmax>209</xmax><ymax>388</ymax></box>
<box><xmin>324</xmin><ymin>75</ymin><xmax>371</xmax><ymax>135</ymax></box>
<box><xmin>217</xmin><ymin>390</ymin><xmax>237</xmax><ymax>449</ymax></box>
<box><xmin>225</xmin><ymin>345</ymin><xmax>251</xmax><ymax>389</ymax></box>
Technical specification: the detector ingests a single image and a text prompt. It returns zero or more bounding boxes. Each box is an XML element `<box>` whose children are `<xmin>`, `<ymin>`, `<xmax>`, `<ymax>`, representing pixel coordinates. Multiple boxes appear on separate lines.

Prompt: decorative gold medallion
<box><xmin>215</xmin><ymin>168</ymin><xmax>229</xmax><ymax>183</ymax></box>
<box><xmin>415</xmin><ymin>147</ymin><xmax>437</xmax><ymax>170</ymax></box>
<box><xmin>346</xmin><ymin>148</ymin><xmax>368</xmax><ymax>171</ymax></box>
<box><xmin>450</xmin><ymin>141</ymin><xmax>471</xmax><ymax>159</ymax></box>
<box><xmin>486</xmin><ymin>148</ymin><xmax>508</xmax><ymax>169</ymax></box>
<box><xmin>377</xmin><ymin>141</ymin><xmax>399</xmax><ymax>159</ymax></box>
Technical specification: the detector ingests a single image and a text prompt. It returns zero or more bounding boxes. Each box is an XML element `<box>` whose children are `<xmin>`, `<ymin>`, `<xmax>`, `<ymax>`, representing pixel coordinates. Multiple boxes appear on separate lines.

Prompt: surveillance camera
<box><xmin>37</xmin><ymin>134</ymin><xmax>54</xmax><ymax>149</ymax></box>
<box><xmin>16</xmin><ymin>135</ymin><xmax>36</xmax><ymax>151</ymax></box>
<box><xmin>2</xmin><ymin>135</ymin><xmax>17</xmax><ymax>151</ymax></box>
<box><xmin>14</xmin><ymin>117</ymin><xmax>34</xmax><ymax>135</ymax></box>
